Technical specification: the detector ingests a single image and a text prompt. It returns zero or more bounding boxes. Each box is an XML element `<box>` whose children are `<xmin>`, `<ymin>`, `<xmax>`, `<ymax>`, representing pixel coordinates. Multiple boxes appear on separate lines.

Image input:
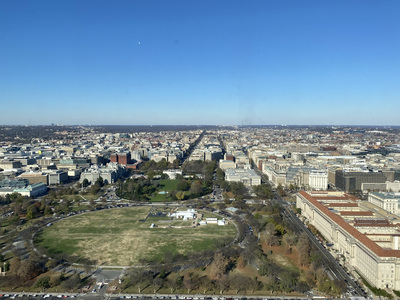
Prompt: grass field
<box><xmin>36</xmin><ymin>207</ymin><xmax>236</xmax><ymax>266</ymax></box>
<box><xmin>150</xmin><ymin>179</ymin><xmax>182</xmax><ymax>202</ymax></box>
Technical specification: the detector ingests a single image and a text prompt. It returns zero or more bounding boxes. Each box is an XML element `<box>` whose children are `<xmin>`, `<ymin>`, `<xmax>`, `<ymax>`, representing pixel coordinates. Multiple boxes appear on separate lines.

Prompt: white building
<box><xmin>79</xmin><ymin>162</ymin><xmax>125</xmax><ymax>184</ymax></box>
<box><xmin>308</xmin><ymin>170</ymin><xmax>328</xmax><ymax>190</ymax></box>
<box><xmin>0</xmin><ymin>182</ymin><xmax>47</xmax><ymax>198</ymax></box>
<box><xmin>219</xmin><ymin>160</ymin><xmax>236</xmax><ymax>171</ymax></box>
<box><xmin>368</xmin><ymin>192</ymin><xmax>400</xmax><ymax>215</ymax></box>
<box><xmin>362</xmin><ymin>181</ymin><xmax>400</xmax><ymax>193</ymax></box>
<box><xmin>225</xmin><ymin>168</ymin><xmax>261</xmax><ymax>186</ymax></box>
<box><xmin>163</xmin><ymin>169</ymin><xmax>182</xmax><ymax>180</ymax></box>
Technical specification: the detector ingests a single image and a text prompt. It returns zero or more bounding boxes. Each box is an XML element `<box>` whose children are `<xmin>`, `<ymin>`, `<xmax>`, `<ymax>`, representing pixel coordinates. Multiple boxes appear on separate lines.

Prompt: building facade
<box><xmin>297</xmin><ymin>191</ymin><xmax>400</xmax><ymax>290</ymax></box>
<box><xmin>368</xmin><ymin>192</ymin><xmax>400</xmax><ymax>215</ymax></box>
<box><xmin>335</xmin><ymin>170</ymin><xmax>393</xmax><ymax>192</ymax></box>
<box><xmin>225</xmin><ymin>168</ymin><xmax>261</xmax><ymax>186</ymax></box>
<box><xmin>309</xmin><ymin>170</ymin><xmax>328</xmax><ymax>190</ymax></box>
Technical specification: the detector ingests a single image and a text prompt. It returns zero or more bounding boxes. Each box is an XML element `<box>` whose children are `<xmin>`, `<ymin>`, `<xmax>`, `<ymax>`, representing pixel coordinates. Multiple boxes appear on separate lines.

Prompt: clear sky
<box><xmin>1</xmin><ymin>1</ymin><xmax>400</xmax><ymax>126</ymax></box>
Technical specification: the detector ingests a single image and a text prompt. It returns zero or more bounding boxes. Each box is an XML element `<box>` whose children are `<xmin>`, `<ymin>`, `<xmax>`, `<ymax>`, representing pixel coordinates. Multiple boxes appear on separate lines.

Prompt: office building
<box><xmin>297</xmin><ymin>191</ymin><xmax>400</xmax><ymax>290</ymax></box>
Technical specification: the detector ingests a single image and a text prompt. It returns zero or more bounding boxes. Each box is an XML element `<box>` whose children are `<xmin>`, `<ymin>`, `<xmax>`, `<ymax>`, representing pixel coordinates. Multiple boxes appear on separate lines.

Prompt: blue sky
<box><xmin>1</xmin><ymin>1</ymin><xmax>400</xmax><ymax>125</ymax></box>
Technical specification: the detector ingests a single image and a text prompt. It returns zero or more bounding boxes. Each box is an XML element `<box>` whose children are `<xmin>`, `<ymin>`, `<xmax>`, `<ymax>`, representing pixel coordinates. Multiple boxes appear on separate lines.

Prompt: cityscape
<box><xmin>1</xmin><ymin>125</ymin><xmax>400</xmax><ymax>300</ymax></box>
<box><xmin>1</xmin><ymin>0</ymin><xmax>400</xmax><ymax>299</ymax></box>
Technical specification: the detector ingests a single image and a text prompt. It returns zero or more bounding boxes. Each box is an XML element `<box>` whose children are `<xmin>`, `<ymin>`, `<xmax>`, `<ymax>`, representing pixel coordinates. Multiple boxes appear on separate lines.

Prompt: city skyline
<box><xmin>1</xmin><ymin>1</ymin><xmax>400</xmax><ymax>126</ymax></box>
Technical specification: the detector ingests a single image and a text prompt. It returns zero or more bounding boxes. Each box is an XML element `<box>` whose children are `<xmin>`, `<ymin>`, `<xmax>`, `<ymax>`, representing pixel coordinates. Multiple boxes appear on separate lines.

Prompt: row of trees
<box><xmin>122</xmin><ymin>247</ymin><xmax>309</xmax><ymax>295</ymax></box>
<box><xmin>3</xmin><ymin>254</ymin><xmax>85</xmax><ymax>291</ymax></box>
<box><xmin>123</xmin><ymin>260</ymin><xmax>261</xmax><ymax>295</ymax></box>
<box><xmin>34</xmin><ymin>272</ymin><xmax>82</xmax><ymax>291</ymax></box>
<box><xmin>140</xmin><ymin>158</ymin><xmax>180</xmax><ymax>171</ymax></box>
<box><xmin>116</xmin><ymin>160</ymin><xmax>218</xmax><ymax>201</ymax></box>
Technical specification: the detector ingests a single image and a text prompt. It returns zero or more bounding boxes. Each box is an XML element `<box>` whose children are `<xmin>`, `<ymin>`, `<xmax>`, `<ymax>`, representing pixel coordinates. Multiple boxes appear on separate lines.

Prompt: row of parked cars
<box><xmin>0</xmin><ymin>294</ymin><xmax>76</xmax><ymax>299</ymax></box>
<box><xmin>116</xmin><ymin>296</ymin><xmax>307</xmax><ymax>300</ymax></box>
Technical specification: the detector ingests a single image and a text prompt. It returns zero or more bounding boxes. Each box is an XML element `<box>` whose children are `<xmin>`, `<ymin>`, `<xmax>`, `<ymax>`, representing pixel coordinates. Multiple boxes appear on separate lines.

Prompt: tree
<box><xmin>233</xmin><ymin>197</ymin><xmax>247</xmax><ymax>210</ymax></box>
<box><xmin>215</xmin><ymin>168</ymin><xmax>224</xmax><ymax>185</ymax></box>
<box><xmin>282</xmin><ymin>233</ymin><xmax>297</xmax><ymax>254</ymax></box>
<box><xmin>62</xmin><ymin>273</ymin><xmax>81</xmax><ymax>290</ymax></box>
<box><xmin>153</xmin><ymin>277</ymin><xmax>164</xmax><ymax>293</ymax></box>
<box><xmin>173</xmin><ymin>159</ymin><xmax>180</xmax><ymax>168</ymax></box>
<box><xmin>253</xmin><ymin>184</ymin><xmax>274</xmax><ymax>199</ymax></box>
<box><xmin>50</xmin><ymin>275</ymin><xmax>62</xmax><ymax>287</ymax></box>
<box><xmin>125</xmin><ymin>269</ymin><xmax>152</xmax><ymax>293</ymax></box>
<box><xmin>277</xmin><ymin>184</ymin><xmax>286</xmax><ymax>196</ymax></box>
<box><xmin>280</xmin><ymin>270</ymin><xmax>299</xmax><ymax>292</ymax></box>
<box><xmin>35</xmin><ymin>276</ymin><xmax>50</xmax><ymax>289</ymax></box>
<box><xmin>199</xmin><ymin>275</ymin><xmax>214</xmax><ymax>294</ymax></box>
<box><xmin>183</xmin><ymin>272</ymin><xmax>198</xmax><ymax>293</ymax></box>
<box><xmin>175</xmin><ymin>191</ymin><xmax>186</xmax><ymax>201</ymax></box>
<box><xmin>229</xmin><ymin>182</ymin><xmax>247</xmax><ymax>197</ymax></box>
<box><xmin>230</xmin><ymin>274</ymin><xmax>248</xmax><ymax>294</ymax></box>
<box><xmin>247</xmin><ymin>277</ymin><xmax>261</xmax><ymax>294</ymax></box>
<box><xmin>283</xmin><ymin>233</ymin><xmax>297</xmax><ymax>246</ymax></box>
<box><xmin>210</xmin><ymin>252</ymin><xmax>226</xmax><ymax>280</ymax></box>
<box><xmin>82</xmin><ymin>178</ymin><xmax>90</xmax><ymax>188</ymax></box>
<box><xmin>297</xmin><ymin>232</ymin><xmax>311</xmax><ymax>266</ymax></box>
<box><xmin>95</xmin><ymin>176</ymin><xmax>104</xmax><ymax>187</ymax></box>
<box><xmin>264</xmin><ymin>276</ymin><xmax>279</xmax><ymax>293</ymax></box>
<box><xmin>218</xmin><ymin>274</ymin><xmax>230</xmax><ymax>294</ymax></box>
<box><xmin>296</xmin><ymin>281</ymin><xmax>310</xmax><ymax>293</ymax></box>
<box><xmin>190</xmin><ymin>181</ymin><xmax>203</xmax><ymax>197</ymax></box>
<box><xmin>26</xmin><ymin>210</ymin><xmax>34</xmax><ymax>220</ymax></box>
<box><xmin>17</xmin><ymin>260</ymin><xmax>36</xmax><ymax>281</ymax></box>
<box><xmin>264</xmin><ymin>232</ymin><xmax>280</xmax><ymax>246</ymax></box>
<box><xmin>177</xmin><ymin>179</ymin><xmax>190</xmax><ymax>191</ymax></box>
<box><xmin>166</xmin><ymin>275</ymin><xmax>182</xmax><ymax>293</ymax></box>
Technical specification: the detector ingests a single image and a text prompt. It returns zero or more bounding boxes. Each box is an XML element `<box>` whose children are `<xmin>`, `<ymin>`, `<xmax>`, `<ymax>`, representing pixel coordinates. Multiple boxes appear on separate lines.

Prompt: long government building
<box><xmin>296</xmin><ymin>191</ymin><xmax>400</xmax><ymax>290</ymax></box>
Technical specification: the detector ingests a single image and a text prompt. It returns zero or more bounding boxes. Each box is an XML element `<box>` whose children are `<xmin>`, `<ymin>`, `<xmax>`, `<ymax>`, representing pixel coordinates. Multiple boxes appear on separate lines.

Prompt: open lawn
<box><xmin>150</xmin><ymin>179</ymin><xmax>180</xmax><ymax>202</ymax></box>
<box><xmin>36</xmin><ymin>207</ymin><xmax>236</xmax><ymax>266</ymax></box>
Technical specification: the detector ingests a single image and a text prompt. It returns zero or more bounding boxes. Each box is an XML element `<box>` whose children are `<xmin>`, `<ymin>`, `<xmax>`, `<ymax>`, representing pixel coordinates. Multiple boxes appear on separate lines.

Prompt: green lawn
<box><xmin>36</xmin><ymin>207</ymin><xmax>236</xmax><ymax>266</ymax></box>
<box><xmin>150</xmin><ymin>179</ymin><xmax>181</xmax><ymax>202</ymax></box>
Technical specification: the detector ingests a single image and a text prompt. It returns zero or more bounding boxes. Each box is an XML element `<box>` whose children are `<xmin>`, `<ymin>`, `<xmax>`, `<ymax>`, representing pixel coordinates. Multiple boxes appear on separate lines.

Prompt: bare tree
<box><xmin>153</xmin><ymin>277</ymin><xmax>164</xmax><ymax>293</ymax></box>
<box><xmin>199</xmin><ymin>275</ymin><xmax>214</xmax><ymax>294</ymax></box>
<box><xmin>297</xmin><ymin>232</ymin><xmax>311</xmax><ymax>266</ymax></box>
<box><xmin>218</xmin><ymin>274</ymin><xmax>230</xmax><ymax>294</ymax></box>
<box><xmin>166</xmin><ymin>274</ymin><xmax>182</xmax><ymax>293</ymax></box>
<box><xmin>125</xmin><ymin>269</ymin><xmax>152</xmax><ymax>293</ymax></box>
<box><xmin>210</xmin><ymin>252</ymin><xmax>226</xmax><ymax>280</ymax></box>
<box><xmin>183</xmin><ymin>272</ymin><xmax>198</xmax><ymax>293</ymax></box>
<box><xmin>230</xmin><ymin>274</ymin><xmax>248</xmax><ymax>294</ymax></box>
